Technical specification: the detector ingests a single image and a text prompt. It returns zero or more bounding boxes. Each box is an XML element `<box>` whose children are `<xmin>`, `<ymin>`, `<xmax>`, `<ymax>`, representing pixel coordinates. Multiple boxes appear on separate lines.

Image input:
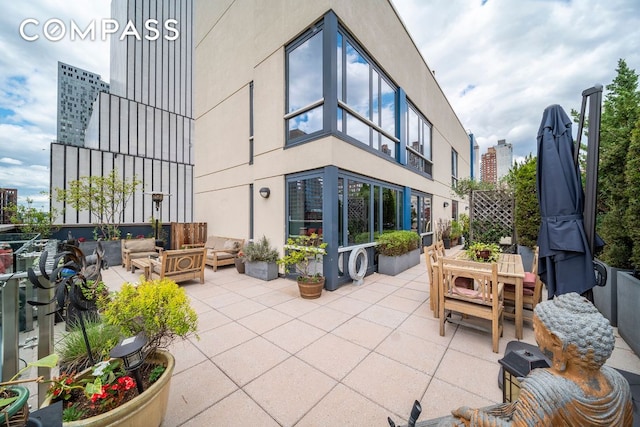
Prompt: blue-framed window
<box><xmin>451</xmin><ymin>148</ymin><xmax>458</xmax><ymax>188</ymax></box>
<box><xmin>405</xmin><ymin>101</ymin><xmax>433</xmax><ymax>176</ymax></box>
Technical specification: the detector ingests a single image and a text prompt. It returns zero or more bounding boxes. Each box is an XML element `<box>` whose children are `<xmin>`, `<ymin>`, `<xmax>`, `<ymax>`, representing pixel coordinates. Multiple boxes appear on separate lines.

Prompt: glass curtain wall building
<box><xmin>195</xmin><ymin>2</ymin><xmax>470</xmax><ymax>290</ymax></box>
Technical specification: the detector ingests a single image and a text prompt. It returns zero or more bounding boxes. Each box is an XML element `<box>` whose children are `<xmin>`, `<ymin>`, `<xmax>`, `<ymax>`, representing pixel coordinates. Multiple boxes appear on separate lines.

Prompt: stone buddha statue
<box><xmin>449</xmin><ymin>292</ymin><xmax>633</xmax><ymax>427</ymax></box>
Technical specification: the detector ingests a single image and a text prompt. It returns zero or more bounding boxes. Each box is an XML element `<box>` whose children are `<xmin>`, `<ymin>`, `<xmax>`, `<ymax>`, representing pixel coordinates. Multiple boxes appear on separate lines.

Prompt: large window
<box><xmin>286</xmin><ymin>29</ymin><xmax>324</xmax><ymax>141</ymax></box>
<box><xmin>451</xmin><ymin>148</ymin><xmax>458</xmax><ymax>188</ymax></box>
<box><xmin>336</xmin><ymin>32</ymin><xmax>398</xmax><ymax>157</ymax></box>
<box><xmin>410</xmin><ymin>193</ymin><xmax>432</xmax><ymax>235</ymax></box>
<box><xmin>288</xmin><ymin>176</ymin><xmax>323</xmax><ymax>237</ymax></box>
<box><xmin>405</xmin><ymin>102</ymin><xmax>433</xmax><ymax>176</ymax></box>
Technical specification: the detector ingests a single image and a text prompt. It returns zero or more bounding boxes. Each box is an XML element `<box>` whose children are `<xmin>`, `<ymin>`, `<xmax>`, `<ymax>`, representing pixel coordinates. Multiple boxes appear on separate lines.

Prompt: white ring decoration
<box><xmin>348</xmin><ymin>247</ymin><xmax>368</xmax><ymax>285</ymax></box>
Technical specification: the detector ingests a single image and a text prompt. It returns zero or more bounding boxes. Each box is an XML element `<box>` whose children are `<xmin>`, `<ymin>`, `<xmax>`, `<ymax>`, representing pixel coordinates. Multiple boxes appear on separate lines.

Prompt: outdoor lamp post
<box><xmin>498</xmin><ymin>349</ymin><xmax>549</xmax><ymax>403</ymax></box>
<box><xmin>151</xmin><ymin>193</ymin><xmax>164</xmax><ymax>242</ymax></box>
<box><xmin>110</xmin><ymin>333</ymin><xmax>147</xmax><ymax>394</ymax></box>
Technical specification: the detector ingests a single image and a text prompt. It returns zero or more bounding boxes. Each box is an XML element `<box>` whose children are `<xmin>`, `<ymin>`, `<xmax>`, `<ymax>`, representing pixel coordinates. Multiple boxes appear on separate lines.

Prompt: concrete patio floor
<box><xmin>96</xmin><ymin>247</ymin><xmax>640</xmax><ymax>426</ymax></box>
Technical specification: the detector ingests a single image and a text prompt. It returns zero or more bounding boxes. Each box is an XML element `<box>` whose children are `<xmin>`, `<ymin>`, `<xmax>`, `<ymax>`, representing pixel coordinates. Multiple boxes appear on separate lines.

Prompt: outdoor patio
<box><xmin>88</xmin><ymin>246</ymin><xmax>640</xmax><ymax>426</ymax></box>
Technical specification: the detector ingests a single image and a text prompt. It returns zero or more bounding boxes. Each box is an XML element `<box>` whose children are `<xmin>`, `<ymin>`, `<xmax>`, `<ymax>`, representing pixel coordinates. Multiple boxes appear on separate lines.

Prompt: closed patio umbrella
<box><xmin>536</xmin><ymin>104</ymin><xmax>596</xmax><ymax>297</ymax></box>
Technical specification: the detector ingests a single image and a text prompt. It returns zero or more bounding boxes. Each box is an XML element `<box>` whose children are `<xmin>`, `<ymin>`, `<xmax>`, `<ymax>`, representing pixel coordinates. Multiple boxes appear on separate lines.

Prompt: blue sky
<box><xmin>1</xmin><ymin>0</ymin><xmax>639</xmax><ymax>209</ymax></box>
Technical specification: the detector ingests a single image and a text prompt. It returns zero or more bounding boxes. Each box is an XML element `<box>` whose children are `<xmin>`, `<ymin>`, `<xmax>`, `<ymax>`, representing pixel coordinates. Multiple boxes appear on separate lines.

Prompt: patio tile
<box><xmin>364</xmin><ymin>280</ymin><xmax>402</xmax><ymax>294</ymax></box>
<box><xmin>348</xmin><ymin>287</ymin><xmax>387</xmax><ymax>304</ymax></box>
<box><xmin>162</xmin><ymin>360</ymin><xmax>238</xmax><ymax>427</ymax></box>
<box><xmin>181</xmin><ymin>389</ymin><xmax>279</xmax><ymax>427</ymax></box>
<box><xmin>213</xmin><ymin>336</ymin><xmax>290</xmax><ymax>386</ymax></box>
<box><xmin>167</xmin><ymin>338</ymin><xmax>208</xmax><ymax>375</ymax></box>
<box><xmin>377</xmin><ymin>294</ymin><xmax>423</xmax><ymax>314</ymax></box>
<box><xmin>262</xmin><ymin>319</ymin><xmax>327</xmax><ymax>353</ymax></box>
<box><xmin>183</xmin><ymin>283</ymin><xmax>231</xmax><ymax>300</ymax></box>
<box><xmin>202</xmin><ymin>291</ymin><xmax>246</xmax><ymax>309</ymax></box>
<box><xmin>296</xmin><ymin>333</ymin><xmax>370</xmax><ymax>381</ymax></box>
<box><xmin>194</xmin><ymin>308</ymin><xmax>232</xmax><ymax>332</ymax></box>
<box><xmin>375</xmin><ymin>330</ymin><xmax>447</xmax><ymax>375</ymax></box>
<box><xmin>216</xmin><ymin>299</ymin><xmax>267</xmax><ymax>320</ymax></box>
<box><xmin>343</xmin><ymin>352</ymin><xmax>430</xmax><ymax>416</ymax></box>
<box><xmin>357</xmin><ymin>304</ymin><xmax>409</xmax><ymax>329</ymax></box>
<box><xmin>297</xmin><ymin>383</ymin><xmax>391</xmax><ymax>426</ymax></box>
<box><xmin>272</xmin><ymin>297</ymin><xmax>322</xmax><ymax>317</ymax></box>
<box><xmin>251</xmin><ymin>290</ymin><xmax>295</xmax><ymax>307</ymax></box>
<box><xmin>433</xmin><ymin>348</ymin><xmax>503</xmax><ymax>402</ymax></box>
<box><xmin>234</xmin><ymin>283</ymin><xmax>276</xmax><ymax>298</ymax></box>
<box><xmin>298</xmin><ymin>305</ymin><xmax>353</xmax><ymax>332</ymax></box>
<box><xmin>333</xmin><ymin>317</ymin><xmax>393</xmax><ymax>349</ymax></box>
<box><xmin>237</xmin><ymin>307</ymin><xmax>293</xmax><ymax>334</ymax></box>
<box><xmin>420</xmin><ymin>377</ymin><xmax>496</xmax><ymax>419</ymax></box>
<box><xmin>608</xmin><ymin>347</ymin><xmax>640</xmax><ymax>373</ymax></box>
<box><xmin>243</xmin><ymin>357</ymin><xmax>336</xmax><ymax>426</ymax></box>
<box><xmin>193</xmin><ymin>322</ymin><xmax>257</xmax><ymax>356</ymax></box>
<box><xmin>325</xmin><ymin>295</ymin><xmax>372</xmax><ymax>316</ymax></box>
<box><xmin>392</xmin><ymin>286</ymin><xmax>429</xmax><ymax>302</ymax></box>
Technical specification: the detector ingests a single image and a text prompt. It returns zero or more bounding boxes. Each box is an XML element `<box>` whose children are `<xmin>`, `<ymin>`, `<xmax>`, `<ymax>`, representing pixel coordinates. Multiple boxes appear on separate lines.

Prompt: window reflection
<box><xmin>347</xmin><ymin>180</ymin><xmax>370</xmax><ymax>245</ymax></box>
<box><xmin>288</xmin><ymin>176</ymin><xmax>324</xmax><ymax>237</ymax></box>
<box><xmin>288</xmin><ymin>31</ymin><xmax>323</xmax><ymax>114</ymax></box>
<box><xmin>346</xmin><ymin>111</ymin><xmax>370</xmax><ymax>145</ymax></box>
<box><xmin>405</xmin><ymin>102</ymin><xmax>433</xmax><ymax>175</ymax></box>
<box><xmin>346</xmin><ymin>42</ymin><xmax>370</xmax><ymax>119</ymax></box>
<box><xmin>288</xmin><ymin>106</ymin><xmax>323</xmax><ymax>139</ymax></box>
<box><xmin>410</xmin><ymin>193</ymin><xmax>432</xmax><ymax>234</ymax></box>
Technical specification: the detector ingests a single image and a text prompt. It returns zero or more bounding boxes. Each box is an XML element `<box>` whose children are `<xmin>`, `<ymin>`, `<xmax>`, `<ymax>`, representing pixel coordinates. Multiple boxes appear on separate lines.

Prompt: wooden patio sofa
<box><xmin>203</xmin><ymin>235</ymin><xmax>244</xmax><ymax>271</ymax></box>
<box><xmin>149</xmin><ymin>247</ymin><xmax>207</xmax><ymax>284</ymax></box>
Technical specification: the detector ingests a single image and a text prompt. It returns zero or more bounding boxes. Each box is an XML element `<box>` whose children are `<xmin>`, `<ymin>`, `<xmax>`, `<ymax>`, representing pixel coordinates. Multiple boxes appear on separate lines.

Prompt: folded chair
<box><xmin>424</xmin><ymin>244</ymin><xmax>440</xmax><ymax>317</ymax></box>
<box><xmin>439</xmin><ymin>257</ymin><xmax>503</xmax><ymax>353</ymax></box>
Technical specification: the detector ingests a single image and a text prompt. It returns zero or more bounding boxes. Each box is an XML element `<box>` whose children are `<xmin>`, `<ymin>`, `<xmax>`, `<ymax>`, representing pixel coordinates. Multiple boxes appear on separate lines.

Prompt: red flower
<box><xmin>118</xmin><ymin>376</ymin><xmax>136</xmax><ymax>390</ymax></box>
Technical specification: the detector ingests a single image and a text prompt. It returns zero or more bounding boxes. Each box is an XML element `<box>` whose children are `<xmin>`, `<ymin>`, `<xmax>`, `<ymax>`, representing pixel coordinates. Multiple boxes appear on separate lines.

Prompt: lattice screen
<box><xmin>469</xmin><ymin>190</ymin><xmax>515</xmax><ymax>252</ymax></box>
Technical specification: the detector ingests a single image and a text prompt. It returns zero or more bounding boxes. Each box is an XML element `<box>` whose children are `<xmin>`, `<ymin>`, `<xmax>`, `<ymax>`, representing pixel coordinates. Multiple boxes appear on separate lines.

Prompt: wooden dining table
<box><xmin>446</xmin><ymin>252</ymin><xmax>526</xmax><ymax>339</ymax></box>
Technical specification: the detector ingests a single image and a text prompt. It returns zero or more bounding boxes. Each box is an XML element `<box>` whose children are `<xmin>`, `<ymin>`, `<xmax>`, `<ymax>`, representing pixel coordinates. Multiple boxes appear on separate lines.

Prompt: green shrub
<box><xmin>56</xmin><ymin>320</ymin><xmax>122</xmax><ymax>373</ymax></box>
<box><xmin>376</xmin><ymin>230</ymin><xmax>420</xmax><ymax>256</ymax></box>
<box><xmin>242</xmin><ymin>235</ymin><xmax>279</xmax><ymax>263</ymax></box>
<box><xmin>102</xmin><ymin>278</ymin><xmax>199</xmax><ymax>355</ymax></box>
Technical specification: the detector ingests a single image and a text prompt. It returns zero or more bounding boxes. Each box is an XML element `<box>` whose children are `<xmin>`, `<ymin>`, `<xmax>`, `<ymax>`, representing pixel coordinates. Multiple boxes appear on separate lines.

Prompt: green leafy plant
<box><xmin>466</xmin><ymin>242</ymin><xmax>501</xmax><ymax>263</ymax></box>
<box><xmin>5</xmin><ymin>193</ymin><xmax>59</xmax><ymax>238</ymax></box>
<box><xmin>470</xmin><ymin>219</ymin><xmax>511</xmax><ymax>245</ymax></box>
<box><xmin>56</xmin><ymin>320</ymin><xmax>122</xmax><ymax>373</ymax></box>
<box><xmin>149</xmin><ymin>366</ymin><xmax>166</xmax><ymax>384</ymax></box>
<box><xmin>0</xmin><ymin>354</ymin><xmax>59</xmax><ymax>409</ymax></box>
<box><xmin>55</xmin><ymin>169</ymin><xmax>142</xmax><ymax>240</ymax></box>
<box><xmin>375</xmin><ymin>230</ymin><xmax>420</xmax><ymax>256</ymax></box>
<box><xmin>450</xmin><ymin>220</ymin><xmax>463</xmax><ymax>240</ymax></box>
<box><xmin>507</xmin><ymin>155</ymin><xmax>540</xmax><ymax>249</ymax></box>
<box><xmin>62</xmin><ymin>404</ymin><xmax>87</xmax><ymax>422</ymax></box>
<box><xmin>278</xmin><ymin>233</ymin><xmax>327</xmax><ymax>282</ymax></box>
<box><xmin>242</xmin><ymin>236</ymin><xmax>279</xmax><ymax>263</ymax></box>
<box><xmin>102</xmin><ymin>278</ymin><xmax>199</xmax><ymax>355</ymax></box>
<box><xmin>437</xmin><ymin>219</ymin><xmax>452</xmax><ymax>240</ymax></box>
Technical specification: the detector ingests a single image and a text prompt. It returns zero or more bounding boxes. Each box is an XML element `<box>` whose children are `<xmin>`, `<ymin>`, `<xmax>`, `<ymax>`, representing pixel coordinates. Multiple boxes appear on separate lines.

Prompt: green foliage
<box><xmin>149</xmin><ymin>366</ymin><xmax>166</xmax><ymax>384</ymax></box>
<box><xmin>470</xmin><ymin>219</ymin><xmax>511</xmax><ymax>246</ymax></box>
<box><xmin>451</xmin><ymin>177</ymin><xmax>496</xmax><ymax>199</ymax></box>
<box><xmin>508</xmin><ymin>155</ymin><xmax>540</xmax><ymax>249</ymax></box>
<box><xmin>56</xmin><ymin>320</ymin><xmax>122</xmax><ymax>373</ymax></box>
<box><xmin>466</xmin><ymin>242</ymin><xmax>501</xmax><ymax>263</ymax></box>
<box><xmin>598</xmin><ymin>59</ymin><xmax>640</xmax><ymax>268</ymax></box>
<box><xmin>625</xmin><ymin>118</ymin><xmax>640</xmax><ymax>268</ymax></box>
<box><xmin>376</xmin><ymin>230</ymin><xmax>420</xmax><ymax>256</ymax></box>
<box><xmin>450</xmin><ymin>220</ymin><xmax>463</xmax><ymax>239</ymax></box>
<box><xmin>0</xmin><ymin>354</ymin><xmax>59</xmax><ymax>409</ymax></box>
<box><xmin>5</xmin><ymin>194</ymin><xmax>59</xmax><ymax>238</ymax></box>
<box><xmin>242</xmin><ymin>235</ymin><xmax>279</xmax><ymax>263</ymax></box>
<box><xmin>437</xmin><ymin>219</ymin><xmax>451</xmax><ymax>239</ymax></box>
<box><xmin>55</xmin><ymin>169</ymin><xmax>142</xmax><ymax>240</ymax></box>
<box><xmin>102</xmin><ymin>278</ymin><xmax>199</xmax><ymax>355</ymax></box>
<box><xmin>278</xmin><ymin>233</ymin><xmax>327</xmax><ymax>278</ymax></box>
<box><xmin>459</xmin><ymin>213</ymin><xmax>470</xmax><ymax>242</ymax></box>
<box><xmin>62</xmin><ymin>404</ymin><xmax>87</xmax><ymax>422</ymax></box>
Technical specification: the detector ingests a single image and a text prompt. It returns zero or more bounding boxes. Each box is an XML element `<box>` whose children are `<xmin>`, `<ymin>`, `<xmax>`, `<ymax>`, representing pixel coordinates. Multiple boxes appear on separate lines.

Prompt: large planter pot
<box><xmin>0</xmin><ymin>385</ymin><xmax>29</xmax><ymax>426</ymax></box>
<box><xmin>42</xmin><ymin>350</ymin><xmax>175</xmax><ymax>427</ymax></box>
<box><xmin>592</xmin><ymin>260</ymin><xmax>628</xmax><ymax>327</ymax></box>
<box><xmin>245</xmin><ymin>261</ymin><xmax>278</xmax><ymax>281</ymax></box>
<box><xmin>617</xmin><ymin>271</ymin><xmax>640</xmax><ymax>357</ymax></box>
<box><xmin>517</xmin><ymin>245</ymin><xmax>534</xmax><ymax>272</ymax></box>
<box><xmin>234</xmin><ymin>258</ymin><xmax>245</xmax><ymax>274</ymax></box>
<box><xmin>377</xmin><ymin>248</ymin><xmax>420</xmax><ymax>276</ymax></box>
<box><xmin>79</xmin><ymin>240</ymin><xmax>122</xmax><ymax>268</ymax></box>
<box><xmin>442</xmin><ymin>238</ymin><xmax>451</xmax><ymax>249</ymax></box>
<box><xmin>297</xmin><ymin>276</ymin><xmax>325</xmax><ymax>299</ymax></box>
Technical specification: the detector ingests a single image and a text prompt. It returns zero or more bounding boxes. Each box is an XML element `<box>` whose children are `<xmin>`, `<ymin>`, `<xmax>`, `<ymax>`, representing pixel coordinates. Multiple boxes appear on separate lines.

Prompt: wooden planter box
<box><xmin>245</xmin><ymin>261</ymin><xmax>278</xmax><ymax>281</ymax></box>
<box><xmin>617</xmin><ymin>271</ymin><xmax>640</xmax><ymax>357</ymax></box>
<box><xmin>378</xmin><ymin>248</ymin><xmax>420</xmax><ymax>276</ymax></box>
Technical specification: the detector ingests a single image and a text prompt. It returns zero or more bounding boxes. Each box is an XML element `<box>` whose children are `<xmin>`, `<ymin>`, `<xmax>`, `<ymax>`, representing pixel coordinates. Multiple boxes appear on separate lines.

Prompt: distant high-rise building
<box><xmin>52</xmin><ymin>0</ymin><xmax>194</xmax><ymax>226</ymax></box>
<box><xmin>0</xmin><ymin>188</ymin><xmax>18</xmax><ymax>224</ymax></box>
<box><xmin>56</xmin><ymin>62</ymin><xmax>109</xmax><ymax>146</ymax></box>
<box><xmin>495</xmin><ymin>139</ymin><xmax>513</xmax><ymax>180</ymax></box>
<box><xmin>481</xmin><ymin>146</ymin><xmax>497</xmax><ymax>184</ymax></box>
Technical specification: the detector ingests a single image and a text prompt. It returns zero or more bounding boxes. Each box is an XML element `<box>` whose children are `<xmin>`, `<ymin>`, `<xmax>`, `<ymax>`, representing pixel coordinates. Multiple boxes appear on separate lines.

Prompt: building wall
<box><xmin>194</xmin><ymin>0</ymin><xmax>470</xmax><ymax>255</ymax></box>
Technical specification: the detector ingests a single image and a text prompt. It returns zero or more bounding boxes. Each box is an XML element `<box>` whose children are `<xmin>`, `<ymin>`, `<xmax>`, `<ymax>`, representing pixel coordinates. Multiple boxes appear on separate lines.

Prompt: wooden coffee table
<box><xmin>131</xmin><ymin>258</ymin><xmax>153</xmax><ymax>279</ymax></box>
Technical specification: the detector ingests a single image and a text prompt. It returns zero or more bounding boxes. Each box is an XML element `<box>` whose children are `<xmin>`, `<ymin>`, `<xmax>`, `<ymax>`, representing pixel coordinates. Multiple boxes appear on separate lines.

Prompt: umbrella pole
<box><xmin>581</xmin><ymin>85</ymin><xmax>603</xmax><ymax>256</ymax></box>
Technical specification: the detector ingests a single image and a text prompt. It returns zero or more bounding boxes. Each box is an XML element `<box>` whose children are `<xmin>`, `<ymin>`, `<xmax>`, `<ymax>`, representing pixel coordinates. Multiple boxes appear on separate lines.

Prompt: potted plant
<box><xmin>42</xmin><ymin>277</ymin><xmax>198</xmax><ymax>425</ymax></box>
<box><xmin>278</xmin><ymin>233</ymin><xmax>327</xmax><ymax>299</ymax></box>
<box><xmin>242</xmin><ymin>236</ymin><xmax>279</xmax><ymax>281</ymax></box>
<box><xmin>55</xmin><ymin>169</ymin><xmax>142</xmax><ymax>266</ymax></box>
<box><xmin>375</xmin><ymin>230</ymin><xmax>421</xmax><ymax>276</ymax></box>
<box><xmin>450</xmin><ymin>220</ymin><xmax>463</xmax><ymax>247</ymax></box>
<box><xmin>437</xmin><ymin>219</ymin><xmax>452</xmax><ymax>249</ymax></box>
<box><xmin>234</xmin><ymin>250</ymin><xmax>246</xmax><ymax>274</ymax></box>
<box><xmin>466</xmin><ymin>241</ymin><xmax>501</xmax><ymax>263</ymax></box>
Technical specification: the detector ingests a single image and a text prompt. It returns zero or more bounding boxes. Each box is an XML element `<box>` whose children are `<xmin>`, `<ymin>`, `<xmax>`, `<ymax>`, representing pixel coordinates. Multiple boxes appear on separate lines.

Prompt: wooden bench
<box><xmin>121</xmin><ymin>238</ymin><xmax>162</xmax><ymax>271</ymax></box>
<box><xmin>149</xmin><ymin>247</ymin><xmax>206</xmax><ymax>284</ymax></box>
<box><xmin>203</xmin><ymin>235</ymin><xmax>244</xmax><ymax>271</ymax></box>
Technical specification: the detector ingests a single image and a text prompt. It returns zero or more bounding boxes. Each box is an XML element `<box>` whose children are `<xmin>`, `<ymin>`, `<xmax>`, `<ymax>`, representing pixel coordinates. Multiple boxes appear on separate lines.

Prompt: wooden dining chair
<box><xmin>435</xmin><ymin>240</ymin><xmax>446</xmax><ymax>257</ymax></box>
<box><xmin>504</xmin><ymin>246</ymin><xmax>543</xmax><ymax>321</ymax></box>
<box><xmin>438</xmin><ymin>257</ymin><xmax>504</xmax><ymax>353</ymax></box>
<box><xmin>424</xmin><ymin>244</ymin><xmax>440</xmax><ymax>317</ymax></box>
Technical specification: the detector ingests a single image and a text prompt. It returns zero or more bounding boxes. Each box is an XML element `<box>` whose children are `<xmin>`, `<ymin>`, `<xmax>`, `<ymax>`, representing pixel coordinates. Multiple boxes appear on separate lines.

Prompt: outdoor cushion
<box><xmin>124</xmin><ymin>239</ymin><xmax>155</xmax><ymax>252</ymax></box>
<box><xmin>505</xmin><ymin>283</ymin><xmax>535</xmax><ymax>296</ymax></box>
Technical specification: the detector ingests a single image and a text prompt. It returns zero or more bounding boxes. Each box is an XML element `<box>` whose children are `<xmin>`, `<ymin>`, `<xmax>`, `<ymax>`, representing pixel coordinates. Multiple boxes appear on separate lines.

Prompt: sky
<box><xmin>1</xmin><ymin>0</ymin><xmax>639</xmax><ymax>208</ymax></box>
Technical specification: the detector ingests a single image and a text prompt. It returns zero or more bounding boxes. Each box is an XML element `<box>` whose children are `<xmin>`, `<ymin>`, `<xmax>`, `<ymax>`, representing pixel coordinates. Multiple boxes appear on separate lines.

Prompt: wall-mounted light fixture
<box><xmin>259</xmin><ymin>187</ymin><xmax>271</xmax><ymax>198</ymax></box>
<box><xmin>443</xmin><ymin>201</ymin><xmax>449</xmax><ymax>208</ymax></box>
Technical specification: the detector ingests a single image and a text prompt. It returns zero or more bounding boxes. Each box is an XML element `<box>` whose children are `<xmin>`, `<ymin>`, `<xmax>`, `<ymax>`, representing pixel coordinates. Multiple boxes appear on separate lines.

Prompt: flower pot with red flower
<box><xmin>278</xmin><ymin>233</ymin><xmax>327</xmax><ymax>299</ymax></box>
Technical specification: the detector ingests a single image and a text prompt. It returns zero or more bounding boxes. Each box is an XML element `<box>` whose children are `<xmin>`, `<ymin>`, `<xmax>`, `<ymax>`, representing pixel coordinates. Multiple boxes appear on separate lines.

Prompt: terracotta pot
<box><xmin>234</xmin><ymin>257</ymin><xmax>245</xmax><ymax>274</ymax></box>
<box><xmin>41</xmin><ymin>350</ymin><xmax>174</xmax><ymax>427</ymax></box>
<box><xmin>297</xmin><ymin>276</ymin><xmax>325</xmax><ymax>299</ymax></box>
<box><xmin>477</xmin><ymin>250</ymin><xmax>491</xmax><ymax>260</ymax></box>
